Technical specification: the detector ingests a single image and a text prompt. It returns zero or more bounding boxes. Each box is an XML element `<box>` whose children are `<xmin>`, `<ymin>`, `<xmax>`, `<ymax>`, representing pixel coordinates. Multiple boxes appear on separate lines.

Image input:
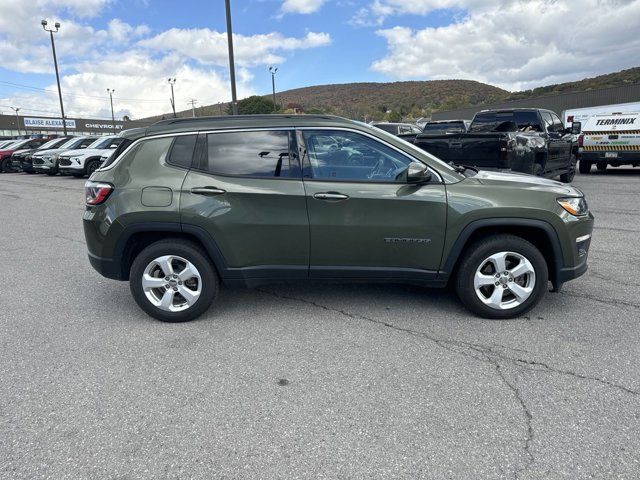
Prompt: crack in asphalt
<box><xmin>257</xmin><ymin>288</ymin><xmax>640</xmax><ymax>478</ymax></box>
<box><xmin>560</xmin><ymin>290</ymin><xmax>640</xmax><ymax>311</ymax></box>
<box><xmin>492</xmin><ymin>362</ymin><xmax>534</xmax><ymax>480</ymax></box>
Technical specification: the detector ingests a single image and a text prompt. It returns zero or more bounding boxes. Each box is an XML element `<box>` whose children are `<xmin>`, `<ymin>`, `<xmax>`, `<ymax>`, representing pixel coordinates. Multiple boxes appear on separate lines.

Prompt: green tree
<box><xmin>226</xmin><ymin>95</ymin><xmax>277</xmax><ymax>115</ymax></box>
<box><xmin>384</xmin><ymin>110</ymin><xmax>402</xmax><ymax>122</ymax></box>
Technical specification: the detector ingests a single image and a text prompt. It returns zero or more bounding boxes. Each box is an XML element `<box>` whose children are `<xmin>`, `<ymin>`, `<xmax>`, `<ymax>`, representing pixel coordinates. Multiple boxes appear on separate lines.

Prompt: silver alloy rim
<box><xmin>142</xmin><ymin>255</ymin><xmax>202</xmax><ymax>312</ymax></box>
<box><xmin>473</xmin><ymin>251</ymin><xmax>536</xmax><ymax>310</ymax></box>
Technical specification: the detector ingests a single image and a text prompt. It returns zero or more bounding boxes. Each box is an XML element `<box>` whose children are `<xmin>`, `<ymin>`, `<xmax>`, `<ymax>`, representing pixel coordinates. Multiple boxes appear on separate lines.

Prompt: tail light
<box><xmin>85</xmin><ymin>181</ymin><xmax>113</xmax><ymax>205</ymax></box>
<box><xmin>577</xmin><ymin>134</ymin><xmax>584</xmax><ymax>147</ymax></box>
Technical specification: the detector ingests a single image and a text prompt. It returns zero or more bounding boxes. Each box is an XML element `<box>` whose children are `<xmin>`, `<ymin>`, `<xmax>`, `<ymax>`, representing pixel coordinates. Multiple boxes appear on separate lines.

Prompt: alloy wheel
<box><xmin>473</xmin><ymin>251</ymin><xmax>536</xmax><ymax>310</ymax></box>
<box><xmin>142</xmin><ymin>255</ymin><xmax>202</xmax><ymax>312</ymax></box>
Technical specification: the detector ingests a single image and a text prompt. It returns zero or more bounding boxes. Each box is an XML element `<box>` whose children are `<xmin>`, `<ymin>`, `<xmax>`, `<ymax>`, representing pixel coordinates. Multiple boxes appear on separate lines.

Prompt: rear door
<box><xmin>180</xmin><ymin>129</ymin><xmax>309</xmax><ymax>279</ymax></box>
<box><xmin>298</xmin><ymin>128</ymin><xmax>447</xmax><ymax>280</ymax></box>
<box><xmin>547</xmin><ymin>112</ymin><xmax>572</xmax><ymax>172</ymax></box>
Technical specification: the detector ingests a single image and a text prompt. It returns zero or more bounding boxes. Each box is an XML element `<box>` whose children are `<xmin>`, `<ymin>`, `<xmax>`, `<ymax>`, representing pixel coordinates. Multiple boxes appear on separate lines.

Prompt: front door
<box><xmin>298</xmin><ymin>129</ymin><xmax>447</xmax><ymax>281</ymax></box>
<box><xmin>180</xmin><ymin>129</ymin><xmax>309</xmax><ymax>280</ymax></box>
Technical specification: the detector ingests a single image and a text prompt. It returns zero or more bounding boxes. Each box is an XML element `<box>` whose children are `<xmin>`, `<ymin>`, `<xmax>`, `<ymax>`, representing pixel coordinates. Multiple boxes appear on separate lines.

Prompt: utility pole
<box><xmin>10</xmin><ymin>107</ymin><xmax>21</xmax><ymax>136</ymax></box>
<box><xmin>188</xmin><ymin>99</ymin><xmax>198</xmax><ymax>118</ymax></box>
<box><xmin>225</xmin><ymin>0</ymin><xmax>238</xmax><ymax>115</ymax></box>
<box><xmin>168</xmin><ymin>78</ymin><xmax>177</xmax><ymax>118</ymax></box>
<box><xmin>106</xmin><ymin>89</ymin><xmax>116</xmax><ymax>134</ymax></box>
<box><xmin>269</xmin><ymin>66</ymin><xmax>278</xmax><ymax>112</ymax></box>
<box><xmin>41</xmin><ymin>19</ymin><xmax>67</xmax><ymax>135</ymax></box>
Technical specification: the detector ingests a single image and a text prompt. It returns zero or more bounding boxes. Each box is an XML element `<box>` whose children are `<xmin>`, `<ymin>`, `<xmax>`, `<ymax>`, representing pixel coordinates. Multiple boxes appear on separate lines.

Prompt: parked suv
<box><xmin>59</xmin><ymin>135</ymin><xmax>124</xmax><ymax>177</ymax></box>
<box><xmin>0</xmin><ymin>137</ymin><xmax>50</xmax><ymax>172</ymax></box>
<box><xmin>11</xmin><ymin>136</ymin><xmax>71</xmax><ymax>173</ymax></box>
<box><xmin>84</xmin><ymin>115</ymin><xmax>593</xmax><ymax>322</ymax></box>
<box><xmin>32</xmin><ymin>136</ymin><xmax>98</xmax><ymax>175</ymax></box>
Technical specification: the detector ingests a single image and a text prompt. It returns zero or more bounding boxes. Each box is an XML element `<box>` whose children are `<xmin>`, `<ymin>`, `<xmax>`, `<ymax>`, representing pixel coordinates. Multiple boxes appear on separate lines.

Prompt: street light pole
<box><xmin>10</xmin><ymin>107</ymin><xmax>21</xmax><ymax>136</ymax></box>
<box><xmin>107</xmin><ymin>89</ymin><xmax>116</xmax><ymax>134</ymax></box>
<box><xmin>269</xmin><ymin>66</ymin><xmax>278</xmax><ymax>112</ymax></box>
<box><xmin>41</xmin><ymin>20</ymin><xmax>67</xmax><ymax>136</ymax></box>
<box><xmin>225</xmin><ymin>0</ymin><xmax>238</xmax><ymax>115</ymax></box>
<box><xmin>167</xmin><ymin>78</ymin><xmax>177</xmax><ymax>118</ymax></box>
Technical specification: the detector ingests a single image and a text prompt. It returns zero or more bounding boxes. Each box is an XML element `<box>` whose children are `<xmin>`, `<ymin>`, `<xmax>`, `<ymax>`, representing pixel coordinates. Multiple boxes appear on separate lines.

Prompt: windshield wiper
<box><xmin>449</xmin><ymin>162</ymin><xmax>478</xmax><ymax>175</ymax></box>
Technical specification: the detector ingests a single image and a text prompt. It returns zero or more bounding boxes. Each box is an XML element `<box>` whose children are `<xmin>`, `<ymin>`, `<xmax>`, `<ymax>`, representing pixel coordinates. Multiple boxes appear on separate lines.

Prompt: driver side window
<box><xmin>301</xmin><ymin>130</ymin><xmax>412</xmax><ymax>182</ymax></box>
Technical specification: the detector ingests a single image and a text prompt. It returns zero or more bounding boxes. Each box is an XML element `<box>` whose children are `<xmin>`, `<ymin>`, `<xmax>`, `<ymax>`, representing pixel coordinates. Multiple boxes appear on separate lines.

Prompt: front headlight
<box><xmin>557</xmin><ymin>197</ymin><xmax>589</xmax><ymax>216</ymax></box>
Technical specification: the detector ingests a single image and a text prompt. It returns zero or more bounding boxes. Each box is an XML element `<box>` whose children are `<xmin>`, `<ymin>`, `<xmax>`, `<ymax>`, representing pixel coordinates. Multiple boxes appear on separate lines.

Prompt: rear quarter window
<box><xmin>203</xmin><ymin>130</ymin><xmax>299</xmax><ymax>178</ymax></box>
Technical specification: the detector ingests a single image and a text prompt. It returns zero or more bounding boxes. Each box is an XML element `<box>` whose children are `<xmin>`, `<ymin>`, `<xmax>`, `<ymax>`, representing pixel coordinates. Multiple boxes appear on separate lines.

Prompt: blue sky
<box><xmin>1</xmin><ymin>0</ymin><xmax>639</xmax><ymax>119</ymax></box>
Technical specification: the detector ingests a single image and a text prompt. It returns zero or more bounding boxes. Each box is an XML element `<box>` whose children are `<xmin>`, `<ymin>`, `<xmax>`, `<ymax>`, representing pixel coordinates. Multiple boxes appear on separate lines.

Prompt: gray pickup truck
<box><xmin>413</xmin><ymin>109</ymin><xmax>579</xmax><ymax>182</ymax></box>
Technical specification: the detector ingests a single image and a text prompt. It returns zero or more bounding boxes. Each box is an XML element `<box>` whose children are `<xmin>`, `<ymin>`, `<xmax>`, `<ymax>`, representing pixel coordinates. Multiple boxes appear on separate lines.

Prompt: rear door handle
<box><xmin>191</xmin><ymin>186</ymin><xmax>226</xmax><ymax>196</ymax></box>
<box><xmin>313</xmin><ymin>192</ymin><xmax>349</xmax><ymax>201</ymax></box>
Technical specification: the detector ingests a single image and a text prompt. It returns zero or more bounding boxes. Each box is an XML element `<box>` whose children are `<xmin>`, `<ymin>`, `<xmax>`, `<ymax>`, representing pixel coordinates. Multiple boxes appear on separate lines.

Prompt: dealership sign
<box><xmin>24</xmin><ymin>117</ymin><xmax>77</xmax><ymax>129</ymax></box>
<box><xmin>85</xmin><ymin>122</ymin><xmax>123</xmax><ymax>130</ymax></box>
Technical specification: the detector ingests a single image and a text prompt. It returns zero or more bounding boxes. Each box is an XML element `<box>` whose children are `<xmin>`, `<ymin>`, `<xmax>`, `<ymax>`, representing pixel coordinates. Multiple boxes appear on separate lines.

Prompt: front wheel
<box><xmin>559</xmin><ymin>155</ymin><xmax>576</xmax><ymax>183</ymax></box>
<box><xmin>596</xmin><ymin>163</ymin><xmax>607</xmax><ymax>172</ymax></box>
<box><xmin>129</xmin><ymin>240</ymin><xmax>219</xmax><ymax>322</ymax></box>
<box><xmin>85</xmin><ymin>160</ymin><xmax>99</xmax><ymax>177</ymax></box>
<box><xmin>454</xmin><ymin>235</ymin><xmax>548</xmax><ymax>319</ymax></box>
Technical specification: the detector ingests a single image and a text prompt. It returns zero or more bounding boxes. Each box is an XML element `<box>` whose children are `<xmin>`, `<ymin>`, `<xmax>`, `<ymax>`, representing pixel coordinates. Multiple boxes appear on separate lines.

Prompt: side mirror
<box><xmin>571</xmin><ymin>121</ymin><xmax>581</xmax><ymax>134</ymax></box>
<box><xmin>407</xmin><ymin>162</ymin><xmax>431</xmax><ymax>184</ymax></box>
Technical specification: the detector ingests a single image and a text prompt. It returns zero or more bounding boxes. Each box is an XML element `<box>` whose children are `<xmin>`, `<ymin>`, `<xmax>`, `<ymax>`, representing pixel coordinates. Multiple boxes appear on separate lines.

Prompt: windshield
<box><xmin>87</xmin><ymin>137</ymin><xmax>113</xmax><ymax>149</ymax></box>
<box><xmin>423</xmin><ymin>122</ymin><xmax>466</xmax><ymax>134</ymax></box>
<box><xmin>372</xmin><ymin>124</ymin><xmax>398</xmax><ymax>134</ymax></box>
<box><xmin>60</xmin><ymin>137</ymin><xmax>85</xmax><ymax>149</ymax></box>
<box><xmin>356</xmin><ymin>121</ymin><xmax>459</xmax><ymax>175</ymax></box>
<box><xmin>38</xmin><ymin>138</ymin><xmax>65</xmax><ymax>149</ymax></box>
<box><xmin>469</xmin><ymin>111</ymin><xmax>542</xmax><ymax>133</ymax></box>
<box><xmin>0</xmin><ymin>141</ymin><xmax>16</xmax><ymax>149</ymax></box>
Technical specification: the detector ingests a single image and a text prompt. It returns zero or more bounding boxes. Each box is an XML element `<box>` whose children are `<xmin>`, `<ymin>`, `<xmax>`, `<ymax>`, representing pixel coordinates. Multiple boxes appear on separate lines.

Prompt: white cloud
<box><xmin>1</xmin><ymin>51</ymin><xmax>255</xmax><ymax>119</ymax></box>
<box><xmin>280</xmin><ymin>0</ymin><xmax>327</xmax><ymax>15</ymax></box>
<box><xmin>139</xmin><ymin>29</ymin><xmax>331</xmax><ymax>67</ymax></box>
<box><xmin>0</xmin><ymin>1</ymin><xmax>330</xmax><ymax>119</ymax></box>
<box><xmin>371</xmin><ymin>0</ymin><xmax>640</xmax><ymax>91</ymax></box>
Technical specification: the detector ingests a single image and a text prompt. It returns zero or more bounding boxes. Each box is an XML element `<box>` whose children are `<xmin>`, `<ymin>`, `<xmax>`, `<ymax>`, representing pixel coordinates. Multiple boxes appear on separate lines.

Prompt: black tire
<box><xmin>531</xmin><ymin>163</ymin><xmax>543</xmax><ymax>176</ymax></box>
<box><xmin>72</xmin><ymin>173</ymin><xmax>85</xmax><ymax>178</ymax></box>
<box><xmin>129</xmin><ymin>239</ymin><xmax>218</xmax><ymax>322</ymax></box>
<box><xmin>0</xmin><ymin>157</ymin><xmax>12</xmax><ymax>173</ymax></box>
<box><xmin>85</xmin><ymin>160</ymin><xmax>99</xmax><ymax>177</ymax></box>
<box><xmin>579</xmin><ymin>160</ymin><xmax>591</xmax><ymax>174</ymax></box>
<box><xmin>454</xmin><ymin>234</ymin><xmax>548</xmax><ymax>319</ymax></box>
<box><xmin>46</xmin><ymin>171</ymin><xmax>57</xmax><ymax>176</ymax></box>
<box><xmin>559</xmin><ymin>154</ymin><xmax>577</xmax><ymax>183</ymax></box>
<box><xmin>25</xmin><ymin>170</ymin><xmax>34</xmax><ymax>174</ymax></box>
<box><xmin>596</xmin><ymin>163</ymin><xmax>607</xmax><ymax>172</ymax></box>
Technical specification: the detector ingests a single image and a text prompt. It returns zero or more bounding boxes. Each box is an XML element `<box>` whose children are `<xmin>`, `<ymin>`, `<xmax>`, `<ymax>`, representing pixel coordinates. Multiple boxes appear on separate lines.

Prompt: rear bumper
<box><xmin>580</xmin><ymin>150</ymin><xmax>640</xmax><ymax>165</ymax></box>
<box><xmin>88</xmin><ymin>252</ymin><xmax>124</xmax><ymax>280</ymax></box>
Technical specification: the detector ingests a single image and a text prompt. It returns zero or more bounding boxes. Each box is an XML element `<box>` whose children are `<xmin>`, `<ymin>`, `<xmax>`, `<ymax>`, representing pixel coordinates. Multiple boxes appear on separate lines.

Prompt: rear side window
<box><xmin>204</xmin><ymin>130</ymin><xmax>299</xmax><ymax>178</ymax></box>
<box><xmin>470</xmin><ymin>112</ymin><xmax>542</xmax><ymax>133</ymax></box>
<box><xmin>167</xmin><ymin>135</ymin><xmax>197</xmax><ymax>169</ymax></box>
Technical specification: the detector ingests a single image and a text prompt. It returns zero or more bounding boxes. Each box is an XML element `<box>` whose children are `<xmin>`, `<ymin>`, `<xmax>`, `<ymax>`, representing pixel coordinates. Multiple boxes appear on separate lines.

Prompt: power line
<box><xmin>0</xmin><ymin>80</ymin><xmax>166</xmax><ymax>103</ymax></box>
<box><xmin>0</xmin><ymin>104</ymin><xmax>119</xmax><ymax>121</ymax></box>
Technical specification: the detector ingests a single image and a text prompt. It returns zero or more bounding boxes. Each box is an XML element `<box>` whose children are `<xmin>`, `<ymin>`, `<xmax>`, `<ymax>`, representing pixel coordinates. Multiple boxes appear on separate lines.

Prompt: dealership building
<box><xmin>0</xmin><ymin>113</ymin><xmax>152</xmax><ymax>138</ymax></box>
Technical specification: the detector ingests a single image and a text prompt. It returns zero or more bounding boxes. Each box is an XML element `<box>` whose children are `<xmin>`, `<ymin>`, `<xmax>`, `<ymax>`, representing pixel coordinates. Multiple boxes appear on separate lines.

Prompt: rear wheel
<box><xmin>579</xmin><ymin>160</ymin><xmax>591</xmax><ymax>174</ymax></box>
<box><xmin>129</xmin><ymin>240</ymin><xmax>218</xmax><ymax>322</ymax></box>
<box><xmin>455</xmin><ymin>235</ymin><xmax>548</xmax><ymax>319</ymax></box>
<box><xmin>596</xmin><ymin>163</ymin><xmax>607</xmax><ymax>172</ymax></box>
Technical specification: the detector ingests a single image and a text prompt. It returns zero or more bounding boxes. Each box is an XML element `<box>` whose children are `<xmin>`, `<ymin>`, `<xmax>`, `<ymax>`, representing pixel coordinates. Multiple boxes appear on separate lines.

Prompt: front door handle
<box><xmin>314</xmin><ymin>192</ymin><xmax>349</xmax><ymax>201</ymax></box>
<box><xmin>191</xmin><ymin>186</ymin><xmax>226</xmax><ymax>196</ymax></box>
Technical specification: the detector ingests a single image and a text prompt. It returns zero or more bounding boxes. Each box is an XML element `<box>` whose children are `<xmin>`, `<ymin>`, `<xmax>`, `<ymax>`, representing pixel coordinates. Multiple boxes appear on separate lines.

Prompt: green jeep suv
<box><xmin>83</xmin><ymin>115</ymin><xmax>593</xmax><ymax>322</ymax></box>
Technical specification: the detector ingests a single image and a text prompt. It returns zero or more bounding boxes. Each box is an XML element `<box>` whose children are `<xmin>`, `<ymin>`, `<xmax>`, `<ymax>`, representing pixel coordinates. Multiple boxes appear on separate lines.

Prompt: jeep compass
<box><xmin>84</xmin><ymin>115</ymin><xmax>593</xmax><ymax>322</ymax></box>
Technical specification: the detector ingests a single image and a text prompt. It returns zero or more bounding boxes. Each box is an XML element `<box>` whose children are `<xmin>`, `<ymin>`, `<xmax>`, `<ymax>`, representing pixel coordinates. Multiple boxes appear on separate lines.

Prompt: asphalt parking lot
<box><xmin>0</xmin><ymin>170</ymin><xmax>639</xmax><ymax>479</ymax></box>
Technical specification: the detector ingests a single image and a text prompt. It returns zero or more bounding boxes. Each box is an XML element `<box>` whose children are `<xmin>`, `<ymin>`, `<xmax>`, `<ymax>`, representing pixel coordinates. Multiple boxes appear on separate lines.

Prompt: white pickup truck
<box><xmin>578</xmin><ymin>112</ymin><xmax>640</xmax><ymax>173</ymax></box>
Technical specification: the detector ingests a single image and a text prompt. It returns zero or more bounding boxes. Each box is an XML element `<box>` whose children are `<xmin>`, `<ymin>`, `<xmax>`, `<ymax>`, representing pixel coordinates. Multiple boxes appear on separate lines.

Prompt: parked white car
<box><xmin>58</xmin><ymin>136</ymin><xmax>124</xmax><ymax>177</ymax></box>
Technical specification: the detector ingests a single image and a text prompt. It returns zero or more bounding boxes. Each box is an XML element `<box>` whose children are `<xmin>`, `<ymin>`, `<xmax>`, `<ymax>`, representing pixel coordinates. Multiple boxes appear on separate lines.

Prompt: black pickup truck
<box><xmin>412</xmin><ymin>109</ymin><xmax>579</xmax><ymax>182</ymax></box>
